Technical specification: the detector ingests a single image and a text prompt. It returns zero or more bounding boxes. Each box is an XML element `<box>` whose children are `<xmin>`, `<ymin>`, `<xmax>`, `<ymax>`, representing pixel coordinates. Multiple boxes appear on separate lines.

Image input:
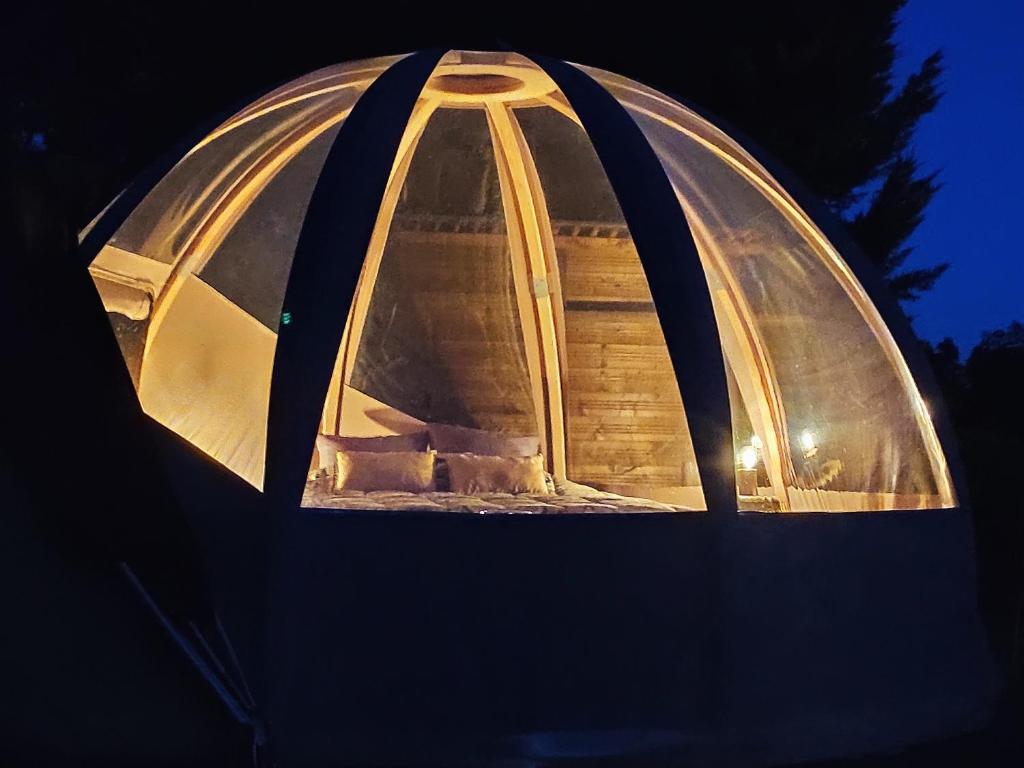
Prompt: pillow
<box><xmin>444</xmin><ymin>453</ymin><xmax>548</xmax><ymax>494</ymax></box>
<box><xmin>316</xmin><ymin>432</ymin><xmax>429</xmax><ymax>473</ymax></box>
<box><xmin>434</xmin><ymin>455</ymin><xmax>552</xmax><ymax>492</ymax></box>
<box><xmin>428</xmin><ymin>423</ymin><xmax>539</xmax><ymax>457</ymax></box>
<box><xmin>334</xmin><ymin>449</ymin><xmax>436</xmax><ymax>493</ymax></box>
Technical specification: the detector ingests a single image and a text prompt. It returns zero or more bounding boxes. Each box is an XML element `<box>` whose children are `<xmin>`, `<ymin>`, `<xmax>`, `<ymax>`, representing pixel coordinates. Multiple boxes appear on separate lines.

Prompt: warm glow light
<box><xmin>738</xmin><ymin>444</ymin><xmax>758</xmax><ymax>471</ymax></box>
<box><xmin>750</xmin><ymin>434</ymin><xmax>763</xmax><ymax>450</ymax></box>
<box><xmin>799</xmin><ymin>429</ymin><xmax>817</xmax><ymax>453</ymax></box>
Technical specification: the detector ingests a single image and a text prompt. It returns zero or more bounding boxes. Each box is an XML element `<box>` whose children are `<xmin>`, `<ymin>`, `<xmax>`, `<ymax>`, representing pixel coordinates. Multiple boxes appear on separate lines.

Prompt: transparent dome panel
<box><xmin>88</xmin><ymin>56</ymin><xmax>401</xmax><ymax>489</ymax></box>
<box><xmin>584</xmin><ymin>65</ymin><xmax>954</xmax><ymax>512</ymax></box>
<box><xmin>349</xmin><ymin>106</ymin><xmax>537</xmax><ymax>433</ymax></box>
<box><xmin>514</xmin><ymin>105</ymin><xmax>704</xmax><ymax>508</ymax></box>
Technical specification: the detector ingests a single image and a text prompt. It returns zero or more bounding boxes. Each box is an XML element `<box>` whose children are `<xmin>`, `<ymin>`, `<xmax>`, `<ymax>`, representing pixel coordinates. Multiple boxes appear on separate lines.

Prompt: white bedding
<box><xmin>302</xmin><ymin>482</ymin><xmax>691</xmax><ymax>514</ymax></box>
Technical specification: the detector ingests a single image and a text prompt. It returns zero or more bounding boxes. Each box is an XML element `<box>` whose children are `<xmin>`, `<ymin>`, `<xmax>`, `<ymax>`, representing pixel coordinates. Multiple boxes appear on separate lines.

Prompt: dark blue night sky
<box><xmin>893</xmin><ymin>0</ymin><xmax>1023</xmax><ymax>352</ymax></box>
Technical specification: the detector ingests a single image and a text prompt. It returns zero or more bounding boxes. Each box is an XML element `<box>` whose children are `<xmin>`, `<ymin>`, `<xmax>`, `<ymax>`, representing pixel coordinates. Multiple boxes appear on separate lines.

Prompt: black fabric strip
<box><xmin>265</xmin><ymin>50</ymin><xmax>444</xmax><ymax>505</ymax></box>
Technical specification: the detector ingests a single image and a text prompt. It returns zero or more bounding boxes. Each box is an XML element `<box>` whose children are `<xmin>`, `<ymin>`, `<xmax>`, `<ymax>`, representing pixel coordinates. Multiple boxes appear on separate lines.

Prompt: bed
<box><xmin>302</xmin><ymin>481</ymin><xmax>689</xmax><ymax>514</ymax></box>
<box><xmin>303</xmin><ymin>426</ymin><xmax>697</xmax><ymax>514</ymax></box>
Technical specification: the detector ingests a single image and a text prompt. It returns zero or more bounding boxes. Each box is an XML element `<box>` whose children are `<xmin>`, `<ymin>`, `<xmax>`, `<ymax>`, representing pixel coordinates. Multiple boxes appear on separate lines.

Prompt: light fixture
<box><xmin>799</xmin><ymin>430</ymin><xmax>816</xmax><ymax>452</ymax></box>
<box><xmin>799</xmin><ymin>429</ymin><xmax>818</xmax><ymax>458</ymax></box>
<box><xmin>737</xmin><ymin>443</ymin><xmax>758</xmax><ymax>496</ymax></box>
<box><xmin>738</xmin><ymin>444</ymin><xmax>758</xmax><ymax>471</ymax></box>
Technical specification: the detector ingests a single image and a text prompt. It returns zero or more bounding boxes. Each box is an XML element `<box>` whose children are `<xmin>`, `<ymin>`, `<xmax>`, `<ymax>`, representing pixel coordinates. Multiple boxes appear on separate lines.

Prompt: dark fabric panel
<box><xmin>719</xmin><ymin>509</ymin><xmax>994</xmax><ymax>765</ymax></box>
<box><xmin>266</xmin><ymin>511</ymin><xmax>716</xmax><ymax>764</ymax></box>
<box><xmin>261</xmin><ymin>506</ymin><xmax>991</xmax><ymax>766</ymax></box>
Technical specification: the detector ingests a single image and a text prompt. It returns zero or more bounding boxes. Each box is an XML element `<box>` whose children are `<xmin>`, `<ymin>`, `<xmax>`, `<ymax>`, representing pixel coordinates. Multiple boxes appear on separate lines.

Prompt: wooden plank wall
<box><xmin>349</xmin><ymin>226</ymin><xmax>696</xmax><ymax>497</ymax></box>
<box><xmin>556</xmin><ymin>235</ymin><xmax>697</xmax><ymax>496</ymax></box>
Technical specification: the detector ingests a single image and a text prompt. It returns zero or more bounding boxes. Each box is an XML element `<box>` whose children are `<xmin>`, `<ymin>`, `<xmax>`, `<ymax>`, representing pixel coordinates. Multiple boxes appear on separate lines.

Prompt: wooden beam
<box><xmin>487</xmin><ymin>102</ymin><xmax>567</xmax><ymax>478</ymax></box>
<box><xmin>505</xmin><ymin>105</ymin><xmax>572</xmax><ymax>478</ymax></box>
<box><xmin>487</xmin><ymin>107</ymin><xmax>551</xmax><ymax>461</ymax></box>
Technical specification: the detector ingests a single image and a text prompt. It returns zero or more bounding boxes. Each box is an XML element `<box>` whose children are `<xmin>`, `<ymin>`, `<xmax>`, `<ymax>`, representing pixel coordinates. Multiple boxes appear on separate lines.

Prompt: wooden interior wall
<box><xmin>348</xmin><ymin>225</ymin><xmax>695</xmax><ymax>493</ymax></box>
<box><xmin>349</xmin><ymin>228</ymin><xmax>538</xmax><ymax>436</ymax></box>
<box><xmin>556</xmin><ymin>235</ymin><xmax>696</xmax><ymax>496</ymax></box>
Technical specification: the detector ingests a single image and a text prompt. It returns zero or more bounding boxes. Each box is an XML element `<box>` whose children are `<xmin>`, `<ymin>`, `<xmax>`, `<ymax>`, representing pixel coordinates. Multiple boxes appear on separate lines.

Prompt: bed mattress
<box><xmin>302</xmin><ymin>484</ymin><xmax>689</xmax><ymax>514</ymax></box>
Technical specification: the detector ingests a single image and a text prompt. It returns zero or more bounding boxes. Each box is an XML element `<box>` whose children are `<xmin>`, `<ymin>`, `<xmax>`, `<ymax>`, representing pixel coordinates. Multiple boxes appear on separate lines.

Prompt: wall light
<box><xmin>798</xmin><ymin>429</ymin><xmax>819</xmax><ymax>459</ymax></box>
<box><xmin>739</xmin><ymin>444</ymin><xmax>758</xmax><ymax>471</ymax></box>
<box><xmin>737</xmin><ymin>443</ymin><xmax>759</xmax><ymax>496</ymax></box>
<box><xmin>799</xmin><ymin>430</ymin><xmax>816</xmax><ymax>453</ymax></box>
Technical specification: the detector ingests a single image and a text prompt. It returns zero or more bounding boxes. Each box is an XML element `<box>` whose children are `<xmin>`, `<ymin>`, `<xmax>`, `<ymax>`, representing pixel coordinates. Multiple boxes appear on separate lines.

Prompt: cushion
<box><xmin>334</xmin><ymin>449</ymin><xmax>436</xmax><ymax>493</ymax></box>
<box><xmin>444</xmin><ymin>453</ymin><xmax>548</xmax><ymax>494</ymax></box>
<box><xmin>427</xmin><ymin>423</ymin><xmax>540</xmax><ymax>457</ymax></box>
<box><xmin>316</xmin><ymin>432</ymin><xmax>429</xmax><ymax>473</ymax></box>
<box><xmin>434</xmin><ymin>455</ymin><xmax>553</xmax><ymax>492</ymax></box>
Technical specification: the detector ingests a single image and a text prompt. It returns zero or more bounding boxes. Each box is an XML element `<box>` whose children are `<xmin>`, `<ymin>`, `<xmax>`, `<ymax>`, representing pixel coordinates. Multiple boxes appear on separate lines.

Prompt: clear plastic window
<box><xmin>582</xmin><ymin>64</ymin><xmax>955</xmax><ymax>512</ymax></box>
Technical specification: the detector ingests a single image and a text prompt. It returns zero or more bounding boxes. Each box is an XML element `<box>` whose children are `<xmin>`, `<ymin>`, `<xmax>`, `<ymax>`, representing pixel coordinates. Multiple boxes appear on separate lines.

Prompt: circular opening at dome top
<box><xmin>429</xmin><ymin>73</ymin><xmax>526</xmax><ymax>96</ymax></box>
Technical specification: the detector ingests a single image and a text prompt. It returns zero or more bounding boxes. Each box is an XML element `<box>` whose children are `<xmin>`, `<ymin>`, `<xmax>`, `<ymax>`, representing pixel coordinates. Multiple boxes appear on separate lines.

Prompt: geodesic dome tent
<box><xmin>80</xmin><ymin>50</ymin><xmax>990</xmax><ymax>765</ymax></box>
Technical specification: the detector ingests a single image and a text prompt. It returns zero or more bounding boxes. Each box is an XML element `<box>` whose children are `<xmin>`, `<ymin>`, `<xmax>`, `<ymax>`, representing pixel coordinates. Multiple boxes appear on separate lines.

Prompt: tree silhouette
<box><xmin>5</xmin><ymin>1</ymin><xmax>944</xmax><ymax>301</ymax></box>
<box><xmin>928</xmin><ymin>325</ymin><xmax>1024</xmax><ymax>686</ymax></box>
